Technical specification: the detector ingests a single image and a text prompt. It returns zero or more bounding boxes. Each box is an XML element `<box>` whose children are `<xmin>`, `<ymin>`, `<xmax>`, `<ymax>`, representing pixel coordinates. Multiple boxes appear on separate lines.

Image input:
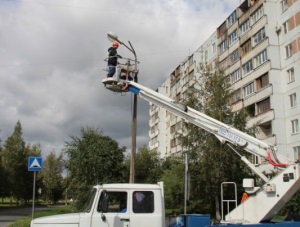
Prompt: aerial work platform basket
<box><xmin>102</xmin><ymin>77</ymin><xmax>129</xmax><ymax>93</ymax></box>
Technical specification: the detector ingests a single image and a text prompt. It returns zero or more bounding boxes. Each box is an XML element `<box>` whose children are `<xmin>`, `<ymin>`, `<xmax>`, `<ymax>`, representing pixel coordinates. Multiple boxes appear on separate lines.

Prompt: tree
<box><xmin>180</xmin><ymin>65</ymin><xmax>251</xmax><ymax>218</ymax></box>
<box><xmin>0</xmin><ymin>133</ymin><xmax>8</xmax><ymax>201</ymax></box>
<box><xmin>65</xmin><ymin>126</ymin><xmax>126</xmax><ymax>209</ymax></box>
<box><xmin>125</xmin><ymin>145</ymin><xmax>163</xmax><ymax>183</ymax></box>
<box><xmin>2</xmin><ymin>121</ymin><xmax>41</xmax><ymax>204</ymax></box>
<box><xmin>39</xmin><ymin>150</ymin><xmax>64</xmax><ymax>204</ymax></box>
<box><xmin>160</xmin><ymin>156</ymin><xmax>185</xmax><ymax>214</ymax></box>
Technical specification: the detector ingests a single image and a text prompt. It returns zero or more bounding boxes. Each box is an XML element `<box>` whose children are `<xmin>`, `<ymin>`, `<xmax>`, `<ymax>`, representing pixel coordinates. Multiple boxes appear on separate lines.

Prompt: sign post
<box><xmin>28</xmin><ymin>157</ymin><xmax>43</xmax><ymax>221</ymax></box>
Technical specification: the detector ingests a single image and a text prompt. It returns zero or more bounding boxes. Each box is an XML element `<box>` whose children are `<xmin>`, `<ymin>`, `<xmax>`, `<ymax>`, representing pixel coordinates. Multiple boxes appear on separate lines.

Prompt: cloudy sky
<box><xmin>0</xmin><ymin>0</ymin><xmax>241</xmax><ymax>157</ymax></box>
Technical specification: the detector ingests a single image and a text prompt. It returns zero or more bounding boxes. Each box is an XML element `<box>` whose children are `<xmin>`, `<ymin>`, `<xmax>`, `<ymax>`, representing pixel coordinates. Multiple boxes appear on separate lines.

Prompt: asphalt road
<box><xmin>0</xmin><ymin>206</ymin><xmax>54</xmax><ymax>227</ymax></box>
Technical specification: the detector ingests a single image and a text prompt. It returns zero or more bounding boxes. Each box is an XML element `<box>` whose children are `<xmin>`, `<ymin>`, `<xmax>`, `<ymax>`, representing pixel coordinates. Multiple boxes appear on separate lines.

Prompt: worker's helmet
<box><xmin>112</xmin><ymin>41</ymin><xmax>119</xmax><ymax>47</ymax></box>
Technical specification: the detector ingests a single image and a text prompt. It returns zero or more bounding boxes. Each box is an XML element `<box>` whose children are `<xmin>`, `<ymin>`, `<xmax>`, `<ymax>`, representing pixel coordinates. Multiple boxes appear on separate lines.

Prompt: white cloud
<box><xmin>0</xmin><ymin>0</ymin><xmax>241</xmax><ymax>156</ymax></box>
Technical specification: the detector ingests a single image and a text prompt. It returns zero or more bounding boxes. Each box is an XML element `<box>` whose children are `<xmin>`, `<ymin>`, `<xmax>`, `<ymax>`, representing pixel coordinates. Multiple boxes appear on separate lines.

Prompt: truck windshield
<box><xmin>82</xmin><ymin>188</ymin><xmax>97</xmax><ymax>213</ymax></box>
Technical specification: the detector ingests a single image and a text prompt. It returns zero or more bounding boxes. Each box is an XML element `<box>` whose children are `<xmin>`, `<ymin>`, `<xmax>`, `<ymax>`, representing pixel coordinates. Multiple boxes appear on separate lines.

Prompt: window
<box><xmin>218</xmin><ymin>21</ymin><xmax>227</xmax><ymax>36</ymax></box>
<box><xmin>254</xmin><ymin>50</ymin><xmax>267</xmax><ymax>68</ymax></box>
<box><xmin>176</xmin><ymin>78</ymin><xmax>181</xmax><ymax>89</ymax></box>
<box><xmin>287</xmin><ymin>68</ymin><xmax>295</xmax><ymax>83</ymax></box>
<box><xmin>171</xmin><ymin>138</ymin><xmax>176</xmax><ymax>148</ymax></box>
<box><xmin>230</xmin><ymin>69</ymin><xmax>241</xmax><ymax>84</ymax></box>
<box><xmin>220</xmin><ymin>58</ymin><xmax>228</xmax><ymax>70</ymax></box>
<box><xmin>294</xmin><ymin>146</ymin><xmax>300</xmax><ymax>161</ymax></box>
<box><xmin>291</xmin><ymin>119</ymin><xmax>299</xmax><ymax>134</ymax></box>
<box><xmin>242</xmin><ymin>60</ymin><xmax>253</xmax><ymax>75</ymax></box>
<box><xmin>212</xmin><ymin>59</ymin><xmax>216</xmax><ymax>69</ymax></box>
<box><xmin>228</xmin><ymin>11</ymin><xmax>237</xmax><ymax>27</ymax></box>
<box><xmin>229</xmin><ymin>49</ymin><xmax>239</xmax><ymax>65</ymax></box>
<box><xmin>251</xmin><ymin>6</ymin><xmax>264</xmax><ymax>25</ymax></box>
<box><xmin>188</xmin><ymin>70</ymin><xmax>194</xmax><ymax>81</ymax></box>
<box><xmin>246</xmin><ymin>104</ymin><xmax>255</xmax><ymax>117</ymax></box>
<box><xmin>290</xmin><ymin>93</ymin><xmax>297</xmax><ymax>108</ymax></box>
<box><xmin>182</xmin><ymin>91</ymin><xmax>187</xmax><ymax>100</ymax></box>
<box><xmin>252</xmin><ymin>27</ymin><xmax>266</xmax><ymax>46</ymax></box>
<box><xmin>205</xmin><ymin>50</ymin><xmax>208</xmax><ymax>62</ymax></box>
<box><xmin>240</xmin><ymin>19</ymin><xmax>250</xmax><ymax>36</ymax></box>
<box><xmin>285</xmin><ymin>43</ymin><xmax>292</xmax><ymax>58</ymax></box>
<box><xmin>98</xmin><ymin>191</ymin><xmax>128</xmax><ymax>213</ymax></box>
<box><xmin>283</xmin><ymin>20</ymin><xmax>289</xmax><ymax>34</ymax></box>
<box><xmin>176</xmin><ymin>93</ymin><xmax>181</xmax><ymax>102</ymax></box>
<box><xmin>151</xmin><ymin>112</ymin><xmax>158</xmax><ymax>124</ymax></box>
<box><xmin>150</xmin><ymin>136</ymin><xmax>158</xmax><ymax>146</ymax></box>
<box><xmin>240</xmin><ymin>39</ymin><xmax>251</xmax><ymax>56</ymax></box>
<box><xmin>219</xmin><ymin>40</ymin><xmax>228</xmax><ymax>54</ymax></box>
<box><xmin>257</xmin><ymin>98</ymin><xmax>270</xmax><ymax>114</ymax></box>
<box><xmin>175</xmin><ymin>120</ymin><xmax>183</xmax><ymax>131</ymax></box>
<box><xmin>256</xmin><ymin>73</ymin><xmax>269</xmax><ymax>90</ymax></box>
<box><xmin>188</xmin><ymin>55</ymin><xmax>193</xmax><ymax>66</ymax></box>
<box><xmin>212</xmin><ymin>43</ymin><xmax>216</xmax><ymax>53</ymax></box>
<box><xmin>281</xmin><ymin>0</ymin><xmax>288</xmax><ymax>13</ymax></box>
<box><xmin>231</xmin><ymin>89</ymin><xmax>241</xmax><ymax>104</ymax></box>
<box><xmin>182</xmin><ymin>75</ymin><xmax>188</xmax><ymax>85</ymax></box>
<box><xmin>133</xmin><ymin>191</ymin><xmax>154</xmax><ymax>213</ymax></box>
<box><xmin>229</xmin><ymin>30</ymin><xmax>238</xmax><ymax>46</ymax></box>
<box><xmin>83</xmin><ymin>188</ymin><xmax>97</xmax><ymax>213</ymax></box>
<box><xmin>244</xmin><ymin>82</ymin><xmax>255</xmax><ymax>97</ymax></box>
<box><xmin>151</xmin><ymin>124</ymin><xmax>158</xmax><ymax>134</ymax></box>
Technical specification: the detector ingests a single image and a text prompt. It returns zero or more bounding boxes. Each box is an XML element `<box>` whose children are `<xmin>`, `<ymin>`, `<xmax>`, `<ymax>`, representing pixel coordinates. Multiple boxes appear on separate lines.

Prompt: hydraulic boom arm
<box><xmin>126</xmin><ymin>81</ymin><xmax>290</xmax><ymax>170</ymax></box>
<box><xmin>102</xmin><ymin>78</ymin><xmax>299</xmax><ymax>224</ymax></box>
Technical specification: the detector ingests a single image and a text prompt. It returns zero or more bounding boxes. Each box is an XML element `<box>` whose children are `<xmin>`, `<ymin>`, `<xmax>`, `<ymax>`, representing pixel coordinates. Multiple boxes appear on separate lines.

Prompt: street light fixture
<box><xmin>107</xmin><ymin>32</ymin><xmax>138</xmax><ymax>184</ymax></box>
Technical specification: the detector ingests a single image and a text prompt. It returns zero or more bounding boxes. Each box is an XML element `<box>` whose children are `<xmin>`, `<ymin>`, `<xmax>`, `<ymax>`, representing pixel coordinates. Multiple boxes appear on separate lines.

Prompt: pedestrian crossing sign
<box><xmin>28</xmin><ymin>157</ymin><xmax>43</xmax><ymax>171</ymax></box>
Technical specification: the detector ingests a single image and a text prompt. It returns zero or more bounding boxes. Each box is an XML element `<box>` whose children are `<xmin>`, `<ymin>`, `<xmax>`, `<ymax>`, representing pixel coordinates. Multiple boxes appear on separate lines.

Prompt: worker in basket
<box><xmin>107</xmin><ymin>41</ymin><xmax>122</xmax><ymax>78</ymax></box>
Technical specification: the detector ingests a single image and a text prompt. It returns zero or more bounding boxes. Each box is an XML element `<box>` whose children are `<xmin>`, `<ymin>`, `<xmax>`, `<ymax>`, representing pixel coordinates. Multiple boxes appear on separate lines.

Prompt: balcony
<box><xmin>150</xmin><ymin>118</ymin><xmax>159</xmax><ymax>127</ymax></box>
<box><xmin>231</xmin><ymin>99</ymin><xmax>243</xmax><ymax>112</ymax></box>
<box><xmin>247</xmin><ymin>109</ymin><xmax>274</xmax><ymax>128</ymax></box>
<box><xmin>242</xmin><ymin>61</ymin><xmax>270</xmax><ymax>86</ymax></box>
<box><xmin>189</xmin><ymin>61</ymin><xmax>196</xmax><ymax>72</ymax></box>
<box><xmin>149</xmin><ymin>142</ymin><xmax>159</xmax><ymax>150</ymax></box>
<box><xmin>149</xmin><ymin>129</ymin><xmax>159</xmax><ymax>137</ymax></box>
<box><xmin>244</xmin><ymin>84</ymin><xmax>272</xmax><ymax>107</ymax></box>
<box><xmin>261</xmin><ymin>135</ymin><xmax>276</xmax><ymax>146</ymax></box>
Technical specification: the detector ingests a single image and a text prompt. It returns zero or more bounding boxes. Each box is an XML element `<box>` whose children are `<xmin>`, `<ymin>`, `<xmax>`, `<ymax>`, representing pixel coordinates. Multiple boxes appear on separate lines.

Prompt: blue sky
<box><xmin>0</xmin><ymin>0</ymin><xmax>241</xmax><ymax>156</ymax></box>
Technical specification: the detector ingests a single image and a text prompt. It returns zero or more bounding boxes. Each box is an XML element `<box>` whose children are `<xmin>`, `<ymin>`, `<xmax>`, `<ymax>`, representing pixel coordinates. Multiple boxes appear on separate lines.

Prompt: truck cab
<box><xmin>30</xmin><ymin>182</ymin><xmax>165</xmax><ymax>227</ymax></box>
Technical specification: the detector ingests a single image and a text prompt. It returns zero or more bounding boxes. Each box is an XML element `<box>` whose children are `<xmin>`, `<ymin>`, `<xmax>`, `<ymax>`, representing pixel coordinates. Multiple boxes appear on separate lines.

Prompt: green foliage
<box><xmin>160</xmin><ymin>156</ymin><xmax>185</xmax><ymax>213</ymax></box>
<box><xmin>39</xmin><ymin>151</ymin><xmax>64</xmax><ymax>204</ymax></box>
<box><xmin>180</xmin><ymin>65</ymin><xmax>251</xmax><ymax>217</ymax></box>
<box><xmin>2</xmin><ymin>121</ymin><xmax>41</xmax><ymax>204</ymax></box>
<box><xmin>279</xmin><ymin>190</ymin><xmax>300</xmax><ymax>216</ymax></box>
<box><xmin>125</xmin><ymin>145</ymin><xmax>163</xmax><ymax>183</ymax></box>
<box><xmin>65</xmin><ymin>126</ymin><xmax>126</xmax><ymax>209</ymax></box>
<box><xmin>0</xmin><ymin>135</ymin><xmax>8</xmax><ymax>198</ymax></box>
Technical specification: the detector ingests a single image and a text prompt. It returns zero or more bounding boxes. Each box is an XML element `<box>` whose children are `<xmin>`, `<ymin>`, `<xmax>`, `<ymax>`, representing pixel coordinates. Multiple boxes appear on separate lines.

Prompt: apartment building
<box><xmin>149</xmin><ymin>0</ymin><xmax>300</xmax><ymax>160</ymax></box>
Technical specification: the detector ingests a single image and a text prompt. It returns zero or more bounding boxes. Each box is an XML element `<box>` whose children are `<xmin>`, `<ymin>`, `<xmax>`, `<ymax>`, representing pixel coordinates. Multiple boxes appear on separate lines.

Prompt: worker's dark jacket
<box><xmin>108</xmin><ymin>47</ymin><xmax>118</xmax><ymax>66</ymax></box>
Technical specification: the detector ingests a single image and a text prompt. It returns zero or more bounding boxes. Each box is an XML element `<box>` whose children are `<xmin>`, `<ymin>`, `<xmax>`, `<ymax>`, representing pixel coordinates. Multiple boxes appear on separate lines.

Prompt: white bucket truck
<box><xmin>31</xmin><ymin>77</ymin><xmax>300</xmax><ymax>227</ymax></box>
<box><xmin>30</xmin><ymin>182</ymin><xmax>165</xmax><ymax>227</ymax></box>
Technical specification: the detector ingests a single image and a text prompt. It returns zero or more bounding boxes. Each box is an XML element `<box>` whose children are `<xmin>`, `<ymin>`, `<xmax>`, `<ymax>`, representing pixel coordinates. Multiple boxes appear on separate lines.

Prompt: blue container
<box><xmin>171</xmin><ymin>214</ymin><xmax>210</xmax><ymax>227</ymax></box>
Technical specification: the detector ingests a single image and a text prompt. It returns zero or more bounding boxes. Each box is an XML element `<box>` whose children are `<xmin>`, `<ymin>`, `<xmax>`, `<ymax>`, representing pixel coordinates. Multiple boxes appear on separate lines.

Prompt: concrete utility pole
<box><xmin>107</xmin><ymin>32</ymin><xmax>138</xmax><ymax>183</ymax></box>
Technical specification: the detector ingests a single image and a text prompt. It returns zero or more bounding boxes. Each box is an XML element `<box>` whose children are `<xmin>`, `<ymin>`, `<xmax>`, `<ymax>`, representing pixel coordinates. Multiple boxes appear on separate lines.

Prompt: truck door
<box><xmin>91</xmin><ymin>190</ymin><xmax>130</xmax><ymax>227</ymax></box>
<box><xmin>129</xmin><ymin>190</ymin><xmax>163</xmax><ymax>227</ymax></box>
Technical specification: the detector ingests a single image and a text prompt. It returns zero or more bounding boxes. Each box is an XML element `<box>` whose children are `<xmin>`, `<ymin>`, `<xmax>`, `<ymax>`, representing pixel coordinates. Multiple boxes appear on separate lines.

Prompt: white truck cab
<box><xmin>30</xmin><ymin>182</ymin><xmax>166</xmax><ymax>227</ymax></box>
